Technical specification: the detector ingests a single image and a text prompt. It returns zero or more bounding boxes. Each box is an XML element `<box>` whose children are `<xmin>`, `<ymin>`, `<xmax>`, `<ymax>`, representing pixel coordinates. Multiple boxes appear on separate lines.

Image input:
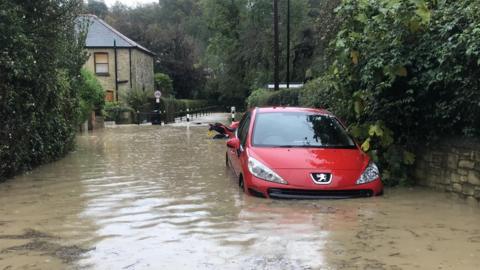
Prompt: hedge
<box><xmin>246</xmin><ymin>88</ymin><xmax>300</xmax><ymax>108</ymax></box>
<box><xmin>0</xmin><ymin>1</ymin><xmax>86</xmax><ymax>181</ymax></box>
<box><xmin>157</xmin><ymin>98</ymin><xmax>209</xmax><ymax>122</ymax></box>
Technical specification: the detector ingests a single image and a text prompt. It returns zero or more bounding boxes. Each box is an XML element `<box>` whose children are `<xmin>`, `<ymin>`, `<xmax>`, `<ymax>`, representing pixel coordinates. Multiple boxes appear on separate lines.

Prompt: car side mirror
<box><xmin>226</xmin><ymin>138</ymin><xmax>240</xmax><ymax>149</ymax></box>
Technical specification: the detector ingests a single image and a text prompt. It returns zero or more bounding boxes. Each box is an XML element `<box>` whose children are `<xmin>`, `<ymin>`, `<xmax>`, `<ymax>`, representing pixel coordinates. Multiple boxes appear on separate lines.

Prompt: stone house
<box><xmin>78</xmin><ymin>14</ymin><xmax>155</xmax><ymax>102</ymax></box>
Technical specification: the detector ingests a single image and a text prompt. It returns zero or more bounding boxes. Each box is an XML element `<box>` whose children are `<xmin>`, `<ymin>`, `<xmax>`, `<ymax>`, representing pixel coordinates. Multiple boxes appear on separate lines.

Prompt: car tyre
<box><xmin>239</xmin><ymin>175</ymin><xmax>246</xmax><ymax>193</ymax></box>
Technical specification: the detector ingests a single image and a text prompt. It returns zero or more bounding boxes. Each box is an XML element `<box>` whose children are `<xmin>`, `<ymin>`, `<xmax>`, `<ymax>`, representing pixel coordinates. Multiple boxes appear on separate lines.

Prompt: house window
<box><xmin>94</xmin><ymin>53</ymin><xmax>109</xmax><ymax>75</ymax></box>
<box><xmin>105</xmin><ymin>90</ymin><xmax>114</xmax><ymax>102</ymax></box>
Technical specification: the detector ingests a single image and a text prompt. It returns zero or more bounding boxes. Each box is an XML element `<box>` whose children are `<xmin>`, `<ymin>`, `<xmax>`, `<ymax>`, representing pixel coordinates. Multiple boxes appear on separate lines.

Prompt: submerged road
<box><xmin>0</xmin><ymin>113</ymin><xmax>479</xmax><ymax>269</ymax></box>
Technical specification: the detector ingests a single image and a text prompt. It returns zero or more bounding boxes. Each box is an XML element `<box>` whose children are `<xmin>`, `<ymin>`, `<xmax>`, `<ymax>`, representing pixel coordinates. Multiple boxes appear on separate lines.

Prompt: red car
<box><xmin>226</xmin><ymin>107</ymin><xmax>383</xmax><ymax>199</ymax></box>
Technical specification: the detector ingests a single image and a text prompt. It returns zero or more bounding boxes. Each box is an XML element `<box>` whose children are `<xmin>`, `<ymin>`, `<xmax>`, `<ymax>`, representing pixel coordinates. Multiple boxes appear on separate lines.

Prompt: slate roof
<box><xmin>77</xmin><ymin>14</ymin><xmax>155</xmax><ymax>56</ymax></box>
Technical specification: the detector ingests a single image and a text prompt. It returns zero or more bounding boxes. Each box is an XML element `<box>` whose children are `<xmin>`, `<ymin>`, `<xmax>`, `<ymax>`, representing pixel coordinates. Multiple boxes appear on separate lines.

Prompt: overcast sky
<box><xmin>103</xmin><ymin>0</ymin><xmax>157</xmax><ymax>7</ymax></box>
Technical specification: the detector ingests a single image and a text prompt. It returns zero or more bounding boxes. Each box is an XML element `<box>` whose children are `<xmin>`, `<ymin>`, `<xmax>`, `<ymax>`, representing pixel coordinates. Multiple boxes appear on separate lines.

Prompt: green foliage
<box><xmin>154</xmin><ymin>73</ymin><xmax>174</xmax><ymax>98</ymax></box>
<box><xmin>78</xmin><ymin>68</ymin><xmax>105</xmax><ymax>122</ymax></box>
<box><xmin>246</xmin><ymin>88</ymin><xmax>300</xmax><ymax>108</ymax></box>
<box><xmin>99</xmin><ymin>1</ymin><xmax>344</xmax><ymax>104</ymax></box>
<box><xmin>265</xmin><ymin>89</ymin><xmax>300</xmax><ymax>107</ymax></box>
<box><xmin>201</xmin><ymin>0</ymin><xmax>312</xmax><ymax>105</ymax></box>
<box><xmin>299</xmin><ymin>75</ymin><xmax>352</xmax><ymax>121</ymax></box>
<box><xmin>244</xmin><ymin>0</ymin><xmax>480</xmax><ymax>186</ymax></box>
<box><xmin>323</xmin><ymin>0</ymin><xmax>480</xmax><ymax>185</ymax></box>
<box><xmin>106</xmin><ymin>1</ymin><xmax>207</xmax><ymax>99</ymax></box>
<box><xmin>156</xmin><ymin>98</ymin><xmax>209</xmax><ymax>122</ymax></box>
<box><xmin>0</xmin><ymin>0</ymin><xmax>86</xmax><ymax>181</ymax></box>
<box><xmin>85</xmin><ymin>0</ymin><xmax>108</xmax><ymax>19</ymax></box>
<box><xmin>125</xmin><ymin>89</ymin><xmax>150</xmax><ymax>113</ymax></box>
<box><xmin>103</xmin><ymin>102</ymin><xmax>133</xmax><ymax>123</ymax></box>
<box><xmin>246</xmin><ymin>89</ymin><xmax>272</xmax><ymax>108</ymax></box>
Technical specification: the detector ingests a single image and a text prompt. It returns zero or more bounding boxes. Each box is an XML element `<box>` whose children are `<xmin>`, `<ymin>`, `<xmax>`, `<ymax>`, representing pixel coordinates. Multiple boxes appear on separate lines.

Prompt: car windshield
<box><xmin>252</xmin><ymin>112</ymin><xmax>356</xmax><ymax>148</ymax></box>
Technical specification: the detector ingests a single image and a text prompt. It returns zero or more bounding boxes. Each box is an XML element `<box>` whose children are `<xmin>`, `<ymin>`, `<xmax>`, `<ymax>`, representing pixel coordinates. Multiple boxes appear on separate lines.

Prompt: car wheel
<box><xmin>239</xmin><ymin>175</ymin><xmax>246</xmax><ymax>193</ymax></box>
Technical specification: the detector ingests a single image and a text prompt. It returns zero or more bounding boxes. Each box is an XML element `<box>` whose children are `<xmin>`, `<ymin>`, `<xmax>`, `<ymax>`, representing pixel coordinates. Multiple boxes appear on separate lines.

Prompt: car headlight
<box><xmin>248</xmin><ymin>157</ymin><xmax>287</xmax><ymax>184</ymax></box>
<box><xmin>356</xmin><ymin>162</ymin><xmax>380</xmax><ymax>184</ymax></box>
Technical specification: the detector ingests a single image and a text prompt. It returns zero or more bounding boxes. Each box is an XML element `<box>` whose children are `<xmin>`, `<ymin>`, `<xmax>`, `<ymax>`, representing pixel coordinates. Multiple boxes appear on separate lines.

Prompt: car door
<box><xmin>228</xmin><ymin>112</ymin><xmax>251</xmax><ymax>175</ymax></box>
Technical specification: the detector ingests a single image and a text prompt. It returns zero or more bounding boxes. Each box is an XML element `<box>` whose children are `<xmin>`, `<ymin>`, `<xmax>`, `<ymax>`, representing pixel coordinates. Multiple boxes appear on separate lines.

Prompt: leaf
<box><xmin>354</xmin><ymin>100</ymin><xmax>363</xmax><ymax>116</ymax></box>
<box><xmin>415</xmin><ymin>4</ymin><xmax>431</xmax><ymax>24</ymax></box>
<box><xmin>409</xmin><ymin>20</ymin><xmax>421</xmax><ymax>33</ymax></box>
<box><xmin>368</xmin><ymin>124</ymin><xmax>384</xmax><ymax>137</ymax></box>
<box><xmin>361</xmin><ymin>138</ymin><xmax>371</xmax><ymax>152</ymax></box>
<box><xmin>403</xmin><ymin>151</ymin><xmax>416</xmax><ymax>165</ymax></box>
<box><xmin>351</xmin><ymin>50</ymin><xmax>359</xmax><ymax>65</ymax></box>
<box><xmin>349</xmin><ymin>125</ymin><xmax>362</xmax><ymax>138</ymax></box>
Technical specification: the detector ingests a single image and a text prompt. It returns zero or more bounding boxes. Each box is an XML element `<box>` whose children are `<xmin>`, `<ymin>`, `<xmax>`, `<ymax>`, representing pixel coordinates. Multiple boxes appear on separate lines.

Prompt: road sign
<box><xmin>154</xmin><ymin>90</ymin><xmax>162</xmax><ymax>103</ymax></box>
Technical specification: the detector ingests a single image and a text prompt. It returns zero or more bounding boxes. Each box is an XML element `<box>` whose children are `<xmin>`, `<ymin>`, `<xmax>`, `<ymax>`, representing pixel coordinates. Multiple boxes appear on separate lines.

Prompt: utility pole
<box><xmin>273</xmin><ymin>0</ymin><xmax>280</xmax><ymax>91</ymax></box>
<box><xmin>286</xmin><ymin>0</ymin><xmax>290</xmax><ymax>88</ymax></box>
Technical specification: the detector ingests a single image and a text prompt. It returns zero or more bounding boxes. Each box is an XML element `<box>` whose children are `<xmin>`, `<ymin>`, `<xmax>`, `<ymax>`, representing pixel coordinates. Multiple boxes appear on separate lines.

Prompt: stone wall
<box><xmin>83</xmin><ymin>48</ymin><xmax>154</xmax><ymax>103</ymax></box>
<box><xmin>414</xmin><ymin>138</ymin><xmax>480</xmax><ymax>205</ymax></box>
<box><xmin>131</xmin><ymin>49</ymin><xmax>154</xmax><ymax>93</ymax></box>
<box><xmin>84</xmin><ymin>48</ymin><xmax>116</xmax><ymax>95</ymax></box>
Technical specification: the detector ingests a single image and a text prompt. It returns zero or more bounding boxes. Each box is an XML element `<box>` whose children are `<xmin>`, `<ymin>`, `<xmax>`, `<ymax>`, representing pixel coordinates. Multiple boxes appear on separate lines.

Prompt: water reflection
<box><xmin>0</xmin><ymin>116</ymin><xmax>479</xmax><ymax>269</ymax></box>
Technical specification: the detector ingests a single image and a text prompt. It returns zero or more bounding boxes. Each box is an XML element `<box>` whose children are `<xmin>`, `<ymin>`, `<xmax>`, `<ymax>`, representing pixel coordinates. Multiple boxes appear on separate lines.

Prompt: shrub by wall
<box><xmin>103</xmin><ymin>102</ymin><xmax>134</xmax><ymax>123</ymax></box>
<box><xmin>0</xmin><ymin>1</ymin><xmax>86</xmax><ymax>181</ymax></box>
<box><xmin>246</xmin><ymin>88</ymin><xmax>272</xmax><ymax>108</ymax></box>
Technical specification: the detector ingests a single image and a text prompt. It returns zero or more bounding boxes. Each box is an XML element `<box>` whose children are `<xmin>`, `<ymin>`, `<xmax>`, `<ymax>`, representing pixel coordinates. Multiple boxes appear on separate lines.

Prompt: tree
<box><xmin>106</xmin><ymin>1</ymin><xmax>207</xmax><ymax>99</ymax></box>
<box><xmin>78</xmin><ymin>68</ymin><xmax>105</xmax><ymax>122</ymax></box>
<box><xmin>86</xmin><ymin>0</ymin><xmax>108</xmax><ymax>18</ymax></box>
<box><xmin>154</xmin><ymin>73</ymin><xmax>174</xmax><ymax>97</ymax></box>
<box><xmin>201</xmin><ymin>0</ymin><xmax>311</xmax><ymax>106</ymax></box>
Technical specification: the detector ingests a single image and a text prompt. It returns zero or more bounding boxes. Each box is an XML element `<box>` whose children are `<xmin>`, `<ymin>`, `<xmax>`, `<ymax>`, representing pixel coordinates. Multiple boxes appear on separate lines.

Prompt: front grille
<box><xmin>268</xmin><ymin>188</ymin><xmax>373</xmax><ymax>200</ymax></box>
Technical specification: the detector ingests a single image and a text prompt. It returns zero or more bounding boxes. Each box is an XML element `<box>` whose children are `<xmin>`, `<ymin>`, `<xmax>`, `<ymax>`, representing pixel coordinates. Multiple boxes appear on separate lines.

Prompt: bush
<box><xmin>246</xmin><ymin>88</ymin><xmax>300</xmax><ymax>108</ymax></box>
<box><xmin>246</xmin><ymin>88</ymin><xmax>272</xmax><ymax>108</ymax></box>
<box><xmin>0</xmin><ymin>1</ymin><xmax>86</xmax><ymax>181</ymax></box>
<box><xmin>299</xmin><ymin>75</ymin><xmax>353</xmax><ymax>122</ymax></box>
<box><xmin>321</xmin><ymin>0</ymin><xmax>480</xmax><ymax>185</ymax></box>
<box><xmin>103</xmin><ymin>102</ymin><xmax>133</xmax><ymax>123</ymax></box>
<box><xmin>177</xmin><ymin>99</ymin><xmax>209</xmax><ymax>111</ymax></box>
<box><xmin>148</xmin><ymin>98</ymin><xmax>209</xmax><ymax>122</ymax></box>
<box><xmin>125</xmin><ymin>89</ymin><xmax>150</xmax><ymax>112</ymax></box>
<box><xmin>266</xmin><ymin>88</ymin><xmax>300</xmax><ymax>107</ymax></box>
<box><xmin>78</xmin><ymin>68</ymin><xmax>105</xmax><ymax>122</ymax></box>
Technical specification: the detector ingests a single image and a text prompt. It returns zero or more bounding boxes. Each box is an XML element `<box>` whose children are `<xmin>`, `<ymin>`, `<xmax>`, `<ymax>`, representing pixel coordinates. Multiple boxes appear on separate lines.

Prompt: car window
<box><xmin>252</xmin><ymin>112</ymin><xmax>355</xmax><ymax>148</ymax></box>
<box><xmin>235</xmin><ymin>114</ymin><xmax>246</xmax><ymax>139</ymax></box>
<box><xmin>238</xmin><ymin>112</ymin><xmax>251</xmax><ymax>147</ymax></box>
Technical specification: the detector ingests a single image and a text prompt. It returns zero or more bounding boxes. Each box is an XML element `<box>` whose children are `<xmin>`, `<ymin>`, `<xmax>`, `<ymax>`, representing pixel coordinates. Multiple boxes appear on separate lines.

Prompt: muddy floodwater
<box><xmin>1</xmin><ymin>113</ymin><xmax>479</xmax><ymax>270</ymax></box>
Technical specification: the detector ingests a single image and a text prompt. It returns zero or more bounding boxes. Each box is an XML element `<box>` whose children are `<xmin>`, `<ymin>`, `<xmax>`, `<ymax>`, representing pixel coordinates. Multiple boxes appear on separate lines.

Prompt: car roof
<box><xmin>253</xmin><ymin>107</ymin><xmax>333</xmax><ymax>116</ymax></box>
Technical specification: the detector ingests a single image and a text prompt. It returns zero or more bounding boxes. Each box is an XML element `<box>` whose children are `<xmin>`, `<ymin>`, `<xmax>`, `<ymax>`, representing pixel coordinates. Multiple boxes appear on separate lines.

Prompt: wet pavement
<box><xmin>0</xmin><ymin>113</ymin><xmax>479</xmax><ymax>270</ymax></box>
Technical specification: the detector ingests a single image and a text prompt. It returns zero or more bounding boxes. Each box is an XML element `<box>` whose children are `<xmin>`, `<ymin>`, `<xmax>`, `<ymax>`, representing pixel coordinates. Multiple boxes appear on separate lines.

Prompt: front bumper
<box><xmin>267</xmin><ymin>188</ymin><xmax>375</xmax><ymax>199</ymax></box>
<box><xmin>245</xmin><ymin>174</ymin><xmax>383</xmax><ymax>199</ymax></box>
